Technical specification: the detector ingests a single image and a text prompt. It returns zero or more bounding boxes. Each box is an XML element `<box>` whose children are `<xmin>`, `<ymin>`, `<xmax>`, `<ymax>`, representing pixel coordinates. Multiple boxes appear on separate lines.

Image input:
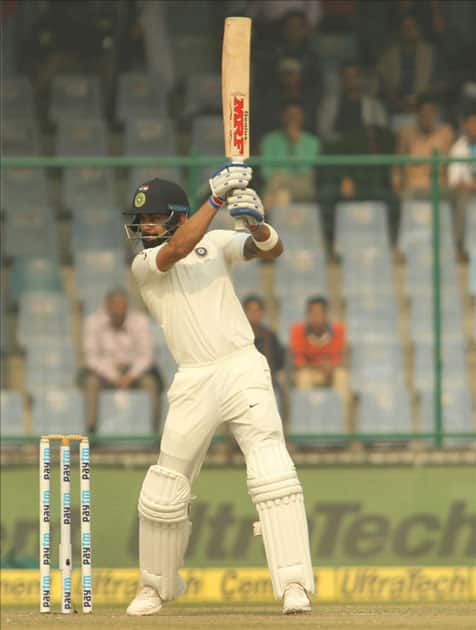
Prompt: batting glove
<box><xmin>227</xmin><ymin>188</ymin><xmax>264</xmax><ymax>231</ymax></box>
<box><xmin>208</xmin><ymin>162</ymin><xmax>252</xmax><ymax>209</ymax></box>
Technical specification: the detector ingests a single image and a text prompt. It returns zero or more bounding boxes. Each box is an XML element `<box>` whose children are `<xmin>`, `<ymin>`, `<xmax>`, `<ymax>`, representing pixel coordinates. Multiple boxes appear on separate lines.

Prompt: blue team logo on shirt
<box><xmin>195</xmin><ymin>247</ymin><xmax>207</xmax><ymax>257</ymax></box>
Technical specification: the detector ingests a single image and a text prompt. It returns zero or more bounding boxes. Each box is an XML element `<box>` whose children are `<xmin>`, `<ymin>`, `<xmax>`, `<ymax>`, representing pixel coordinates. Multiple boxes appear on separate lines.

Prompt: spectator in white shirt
<box><xmin>448</xmin><ymin>109</ymin><xmax>476</xmax><ymax>255</ymax></box>
<box><xmin>81</xmin><ymin>288</ymin><xmax>161</xmax><ymax>433</ymax></box>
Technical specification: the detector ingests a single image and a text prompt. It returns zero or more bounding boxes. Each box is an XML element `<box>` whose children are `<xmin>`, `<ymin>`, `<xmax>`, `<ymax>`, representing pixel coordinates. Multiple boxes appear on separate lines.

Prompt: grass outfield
<box><xmin>1</xmin><ymin>603</ymin><xmax>476</xmax><ymax>629</ymax></box>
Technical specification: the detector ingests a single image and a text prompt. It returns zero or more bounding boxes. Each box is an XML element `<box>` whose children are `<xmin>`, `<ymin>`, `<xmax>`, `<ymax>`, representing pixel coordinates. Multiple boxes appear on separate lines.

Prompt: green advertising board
<box><xmin>1</xmin><ymin>465</ymin><xmax>474</xmax><ymax>569</ymax></box>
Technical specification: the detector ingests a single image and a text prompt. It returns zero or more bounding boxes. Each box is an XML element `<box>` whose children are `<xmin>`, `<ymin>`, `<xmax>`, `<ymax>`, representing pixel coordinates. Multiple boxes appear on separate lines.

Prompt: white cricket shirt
<box><xmin>131</xmin><ymin>230</ymin><xmax>255</xmax><ymax>366</ymax></box>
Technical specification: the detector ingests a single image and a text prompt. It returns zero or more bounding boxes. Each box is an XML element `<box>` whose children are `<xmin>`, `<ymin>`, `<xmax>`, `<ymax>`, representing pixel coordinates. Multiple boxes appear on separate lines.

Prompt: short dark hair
<box><xmin>105</xmin><ymin>288</ymin><xmax>128</xmax><ymax>301</ymax></box>
<box><xmin>416</xmin><ymin>93</ymin><xmax>438</xmax><ymax>109</ymax></box>
<box><xmin>243</xmin><ymin>294</ymin><xmax>265</xmax><ymax>309</ymax></box>
<box><xmin>306</xmin><ymin>295</ymin><xmax>328</xmax><ymax>310</ymax></box>
<box><xmin>463</xmin><ymin>108</ymin><xmax>476</xmax><ymax>120</ymax></box>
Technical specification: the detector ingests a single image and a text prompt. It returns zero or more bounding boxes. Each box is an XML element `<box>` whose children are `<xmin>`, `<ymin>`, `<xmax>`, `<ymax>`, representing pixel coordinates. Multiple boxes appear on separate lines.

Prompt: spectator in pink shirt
<box><xmin>81</xmin><ymin>288</ymin><xmax>162</xmax><ymax>433</ymax></box>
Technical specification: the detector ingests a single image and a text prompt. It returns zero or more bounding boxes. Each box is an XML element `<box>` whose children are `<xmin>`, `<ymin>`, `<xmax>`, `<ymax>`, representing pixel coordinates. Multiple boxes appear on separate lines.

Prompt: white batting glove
<box><xmin>208</xmin><ymin>162</ymin><xmax>252</xmax><ymax>209</ymax></box>
<box><xmin>227</xmin><ymin>188</ymin><xmax>264</xmax><ymax>231</ymax></box>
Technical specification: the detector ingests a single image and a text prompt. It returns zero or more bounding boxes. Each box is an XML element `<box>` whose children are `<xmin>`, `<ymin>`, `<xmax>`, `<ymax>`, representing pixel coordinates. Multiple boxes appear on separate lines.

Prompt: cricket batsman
<box><xmin>123</xmin><ymin>163</ymin><xmax>315</xmax><ymax>615</ymax></box>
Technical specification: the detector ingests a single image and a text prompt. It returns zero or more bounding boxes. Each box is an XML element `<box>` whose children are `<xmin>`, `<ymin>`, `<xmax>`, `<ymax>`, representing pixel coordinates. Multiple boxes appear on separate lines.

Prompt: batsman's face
<box><xmin>139</xmin><ymin>213</ymin><xmax>170</xmax><ymax>240</ymax></box>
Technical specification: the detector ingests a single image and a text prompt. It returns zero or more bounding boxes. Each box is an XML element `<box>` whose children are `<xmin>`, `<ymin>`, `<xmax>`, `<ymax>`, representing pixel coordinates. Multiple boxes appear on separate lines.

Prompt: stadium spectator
<box><xmin>448</xmin><ymin>109</ymin><xmax>476</xmax><ymax>256</ymax></box>
<box><xmin>254</xmin><ymin>55</ymin><xmax>319</xmax><ymax>143</ymax></box>
<box><xmin>392</xmin><ymin>95</ymin><xmax>454</xmax><ymax>200</ymax></box>
<box><xmin>260</xmin><ymin>101</ymin><xmax>320</xmax><ymax>206</ymax></box>
<box><xmin>80</xmin><ymin>288</ymin><xmax>162</xmax><ymax>433</ymax></box>
<box><xmin>243</xmin><ymin>294</ymin><xmax>286</xmax><ymax>411</ymax></box>
<box><xmin>289</xmin><ymin>296</ymin><xmax>348</xmax><ymax>399</ymax></box>
<box><xmin>375</xmin><ymin>13</ymin><xmax>440</xmax><ymax>114</ymax></box>
<box><xmin>318</xmin><ymin>62</ymin><xmax>388</xmax><ymax>143</ymax></box>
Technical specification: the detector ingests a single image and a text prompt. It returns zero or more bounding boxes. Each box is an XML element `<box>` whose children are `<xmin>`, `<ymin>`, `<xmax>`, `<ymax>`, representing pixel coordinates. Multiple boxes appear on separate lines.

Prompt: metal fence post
<box><xmin>430</xmin><ymin>149</ymin><xmax>443</xmax><ymax>448</ymax></box>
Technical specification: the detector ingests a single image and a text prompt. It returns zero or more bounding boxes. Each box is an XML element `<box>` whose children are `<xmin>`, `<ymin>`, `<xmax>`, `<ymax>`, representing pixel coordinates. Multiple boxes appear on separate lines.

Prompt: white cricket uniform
<box><xmin>131</xmin><ymin>229</ymin><xmax>284</xmax><ymax>480</ymax></box>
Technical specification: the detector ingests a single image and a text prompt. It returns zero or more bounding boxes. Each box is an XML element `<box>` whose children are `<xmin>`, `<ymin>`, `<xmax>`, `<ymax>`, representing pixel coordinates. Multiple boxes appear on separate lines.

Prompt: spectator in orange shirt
<box><xmin>289</xmin><ymin>296</ymin><xmax>348</xmax><ymax>397</ymax></box>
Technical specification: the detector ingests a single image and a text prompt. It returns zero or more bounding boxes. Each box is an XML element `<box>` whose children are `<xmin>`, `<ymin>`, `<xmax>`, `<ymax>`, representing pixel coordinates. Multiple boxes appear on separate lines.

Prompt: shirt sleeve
<box><xmin>208</xmin><ymin>229</ymin><xmax>249</xmax><ymax>264</ymax></box>
<box><xmin>83</xmin><ymin>314</ymin><xmax>119</xmax><ymax>382</ymax></box>
<box><xmin>127</xmin><ymin>313</ymin><xmax>155</xmax><ymax>380</ymax></box>
<box><xmin>131</xmin><ymin>245</ymin><xmax>167</xmax><ymax>286</ymax></box>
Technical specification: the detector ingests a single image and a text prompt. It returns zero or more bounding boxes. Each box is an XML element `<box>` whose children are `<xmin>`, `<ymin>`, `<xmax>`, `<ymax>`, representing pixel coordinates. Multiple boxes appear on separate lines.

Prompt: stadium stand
<box><xmin>63</xmin><ymin>167</ymin><xmax>116</xmax><ymax>213</ymax></box>
<box><xmin>73</xmin><ymin>249</ymin><xmax>128</xmax><ymax>314</ymax></box>
<box><xmin>9</xmin><ymin>257</ymin><xmax>64</xmax><ymax>306</ymax></box>
<box><xmin>25</xmin><ymin>339</ymin><xmax>77</xmax><ymax>391</ymax></box>
<box><xmin>116</xmin><ymin>71</ymin><xmax>167</xmax><ymax>124</ymax></box>
<box><xmin>3</xmin><ymin>118</ymin><xmax>41</xmax><ymax>155</ymax></box>
<box><xmin>17</xmin><ymin>292</ymin><xmax>72</xmax><ymax>348</ymax></box>
<box><xmin>55</xmin><ymin>119</ymin><xmax>108</xmax><ymax>156</ymax></box>
<box><xmin>31</xmin><ymin>388</ymin><xmax>85</xmax><ymax>435</ymax></box>
<box><xmin>97</xmin><ymin>390</ymin><xmax>152</xmax><ymax>435</ymax></box>
<box><xmin>289</xmin><ymin>388</ymin><xmax>345</xmax><ymax>446</ymax></box>
<box><xmin>1</xmin><ymin>168</ymin><xmax>49</xmax><ymax>211</ymax></box>
<box><xmin>4</xmin><ymin>206</ymin><xmax>59</xmax><ymax>259</ymax></box>
<box><xmin>0</xmin><ymin>390</ymin><xmax>25</xmax><ymax>435</ymax></box>
<box><xmin>1</xmin><ymin>75</ymin><xmax>35</xmax><ymax>119</ymax></box>
<box><xmin>49</xmin><ymin>74</ymin><xmax>102</xmax><ymax>123</ymax></box>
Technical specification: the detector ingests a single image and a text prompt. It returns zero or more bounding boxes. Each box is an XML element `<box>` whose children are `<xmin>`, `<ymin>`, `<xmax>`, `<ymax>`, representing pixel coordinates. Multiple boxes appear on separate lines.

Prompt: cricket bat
<box><xmin>222</xmin><ymin>16</ymin><xmax>251</xmax><ymax>165</ymax></box>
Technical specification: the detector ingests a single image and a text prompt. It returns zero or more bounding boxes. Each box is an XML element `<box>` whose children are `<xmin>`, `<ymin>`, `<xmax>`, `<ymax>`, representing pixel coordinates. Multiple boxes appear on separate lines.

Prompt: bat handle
<box><xmin>230</xmin><ymin>157</ymin><xmax>248</xmax><ymax>231</ymax></box>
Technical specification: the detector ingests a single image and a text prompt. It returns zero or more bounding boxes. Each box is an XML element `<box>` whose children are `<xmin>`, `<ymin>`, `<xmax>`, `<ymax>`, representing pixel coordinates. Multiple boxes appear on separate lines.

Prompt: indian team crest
<box><xmin>195</xmin><ymin>247</ymin><xmax>207</xmax><ymax>257</ymax></box>
<box><xmin>134</xmin><ymin>192</ymin><xmax>146</xmax><ymax>208</ymax></box>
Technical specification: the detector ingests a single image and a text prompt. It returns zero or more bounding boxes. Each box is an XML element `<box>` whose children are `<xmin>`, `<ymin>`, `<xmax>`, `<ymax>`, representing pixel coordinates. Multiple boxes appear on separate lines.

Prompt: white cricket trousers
<box><xmin>158</xmin><ymin>344</ymin><xmax>284</xmax><ymax>481</ymax></box>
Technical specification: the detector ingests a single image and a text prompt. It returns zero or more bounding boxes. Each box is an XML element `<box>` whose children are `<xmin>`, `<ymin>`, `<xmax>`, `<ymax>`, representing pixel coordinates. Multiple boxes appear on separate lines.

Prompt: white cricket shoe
<box><xmin>126</xmin><ymin>586</ymin><xmax>162</xmax><ymax>616</ymax></box>
<box><xmin>126</xmin><ymin>575</ymin><xmax>187</xmax><ymax>616</ymax></box>
<box><xmin>282</xmin><ymin>583</ymin><xmax>311</xmax><ymax>615</ymax></box>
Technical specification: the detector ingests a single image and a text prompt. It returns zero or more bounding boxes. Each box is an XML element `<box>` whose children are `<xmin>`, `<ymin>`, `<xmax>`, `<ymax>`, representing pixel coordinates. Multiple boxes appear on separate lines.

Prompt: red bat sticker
<box><xmin>231</xmin><ymin>94</ymin><xmax>248</xmax><ymax>156</ymax></box>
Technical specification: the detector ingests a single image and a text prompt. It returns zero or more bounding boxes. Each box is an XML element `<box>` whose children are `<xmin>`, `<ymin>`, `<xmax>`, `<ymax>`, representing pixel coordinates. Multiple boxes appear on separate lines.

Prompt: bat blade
<box><xmin>221</xmin><ymin>17</ymin><xmax>251</xmax><ymax>163</ymax></box>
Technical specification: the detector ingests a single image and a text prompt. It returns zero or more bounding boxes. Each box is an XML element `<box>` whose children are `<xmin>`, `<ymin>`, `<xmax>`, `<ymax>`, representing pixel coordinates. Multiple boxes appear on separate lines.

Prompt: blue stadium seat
<box><xmin>1</xmin><ymin>75</ymin><xmax>34</xmax><ymax>118</ymax></box>
<box><xmin>17</xmin><ymin>292</ymin><xmax>72</xmax><ymax>347</ymax></box>
<box><xmin>4</xmin><ymin>205</ymin><xmax>59</xmax><ymax>258</ymax></box>
<box><xmin>116</xmin><ymin>72</ymin><xmax>167</xmax><ymax>123</ymax></box>
<box><xmin>274</xmin><ymin>249</ymin><xmax>328</xmax><ymax>298</ymax></box>
<box><xmin>469</xmin><ymin>250</ymin><xmax>476</xmax><ymax>297</ymax></box>
<box><xmin>9</xmin><ymin>257</ymin><xmax>64</xmax><ymax>305</ymax></box>
<box><xmin>71</xmin><ymin>208</ymin><xmax>122</xmax><ymax>254</ymax></box>
<box><xmin>335</xmin><ymin>201</ymin><xmax>389</xmax><ymax>255</ymax></box>
<box><xmin>124</xmin><ymin>117</ymin><xmax>176</xmax><ymax>156</ymax></box>
<box><xmin>357</xmin><ymin>387</ymin><xmax>412</xmax><ymax>435</ymax></box>
<box><xmin>49</xmin><ymin>74</ymin><xmax>102</xmax><ymax>123</ymax></box>
<box><xmin>345</xmin><ymin>295</ymin><xmax>399</xmax><ymax>345</ymax></box>
<box><xmin>183</xmin><ymin>72</ymin><xmax>221</xmax><ymax>117</ymax></box>
<box><xmin>270</xmin><ymin>203</ymin><xmax>325</xmax><ymax>249</ymax></box>
<box><xmin>350</xmin><ymin>341</ymin><xmax>404</xmax><ymax>393</ymax></box>
<box><xmin>340</xmin><ymin>246</ymin><xmax>394</xmax><ymax>298</ymax></box>
<box><xmin>32</xmin><ymin>389</ymin><xmax>85</xmax><ymax>435</ymax></box>
<box><xmin>0</xmin><ymin>390</ymin><xmax>25</xmax><ymax>435</ymax></box>
<box><xmin>465</xmin><ymin>197</ymin><xmax>476</xmax><ymax>254</ymax></box>
<box><xmin>3</xmin><ymin>117</ymin><xmax>41</xmax><ymax>155</ymax></box>
<box><xmin>74</xmin><ymin>250</ymin><xmax>128</xmax><ymax>314</ymax></box>
<box><xmin>63</xmin><ymin>168</ymin><xmax>116</xmax><ymax>212</ymax></box>
<box><xmin>25</xmin><ymin>340</ymin><xmax>77</xmax><ymax>391</ymax></box>
<box><xmin>398</xmin><ymin>200</ymin><xmax>454</xmax><ymax>256</ymax></box>
<box><xmin>403</xmin><ymin>248</ymin><xmax>458</xmax><ymax>298</ymax></box>
<box><xmin>289</xmin><ymin>389</ymin><xmax>345</xmax><ymax>446</ymax></box>
<box><xmin>409</xmin><ymin>292</ymin><xmax>464</xmax><ymax>344</ymax></box>
<box><xmin>97</xmin><ymin>390</ymin><xmax>152</xmax><ymax>435</ymax></box>
<box><xmin>413</xmin><ymin>341</ymin><xmax>469</xmax><ymax>392</ymax></box>
<box><xmin>2</xmin><ymin>168</ymin><xmax>49</xmax><ymax>211</ymax></box>
<box><xmin>420</xmin><ymin>388</ymin><xmax>474</xmax><ymax>447</ymax></box>
<box><xmin>191</xmin><ymin>115</ymin><xmax>223</xmax><ymax>155</ymax></box>
<box><xmin>55</xmin><ymin>119</ymin><xmax>107</xmax><ymax>156</ymax></box>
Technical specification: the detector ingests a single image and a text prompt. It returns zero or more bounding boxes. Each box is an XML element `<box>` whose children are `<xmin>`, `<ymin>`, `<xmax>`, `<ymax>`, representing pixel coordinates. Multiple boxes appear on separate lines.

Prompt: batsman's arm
<box><xmin>155</xmin><ymin>200</ymin><xmax>218</xmax><ymax>271</ymax></box>
<box><xmin>243</xmin><ymin>225</ymin><xmax>283</xmax><ymax>260</ymax></box>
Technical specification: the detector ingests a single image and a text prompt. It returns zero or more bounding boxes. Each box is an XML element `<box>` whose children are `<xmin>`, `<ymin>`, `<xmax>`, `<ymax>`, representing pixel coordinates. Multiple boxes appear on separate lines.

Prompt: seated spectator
<box><xmin>243</xmin><ymin>294</ymin><xmax>286</xmax><ymax>412</ymax></box>
<box><xmin>448</xmin><ymin>109</ymin><xmax>476</xmax><ymax>255</ymax></box>
<box><xmin>80</xmin><ymin>288</ymin><xmax>162</xmax><ymax>433</ymax></box>
<box><xmin>254</xmin><ymin>56</ymin><xmax>319</xmax><ymax>143</ymax></box>
<box><xmin>289</xmin><ymin>296</ymin><xmax>348</xmax><ymax>400</ymax></box>
<box><xmin>375</xmin><ymin>14</ymin><xmax>441</xmax><ymax>114</ymax></box>
<box><xmin>318</xmin><ymin>62</ymin><xmax>388</xmax><ymax>144</ymax></box>
<box><xmin>260</xmin><ymin>101</ymin><xmax>320</xmax><ymax>207</ymax></box>
<box><xmin>392</xmin><ymin>95</ymin><xmax>454</xmax><ymax>200</ymax></box>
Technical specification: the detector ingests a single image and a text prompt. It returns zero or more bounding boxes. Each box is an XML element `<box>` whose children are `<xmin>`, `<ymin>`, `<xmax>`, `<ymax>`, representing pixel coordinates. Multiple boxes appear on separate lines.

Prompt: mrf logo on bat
<box><xmin>230</xmin><ymin>93</ymin><xmax>248</xmax><ymax>156</ymax></box>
